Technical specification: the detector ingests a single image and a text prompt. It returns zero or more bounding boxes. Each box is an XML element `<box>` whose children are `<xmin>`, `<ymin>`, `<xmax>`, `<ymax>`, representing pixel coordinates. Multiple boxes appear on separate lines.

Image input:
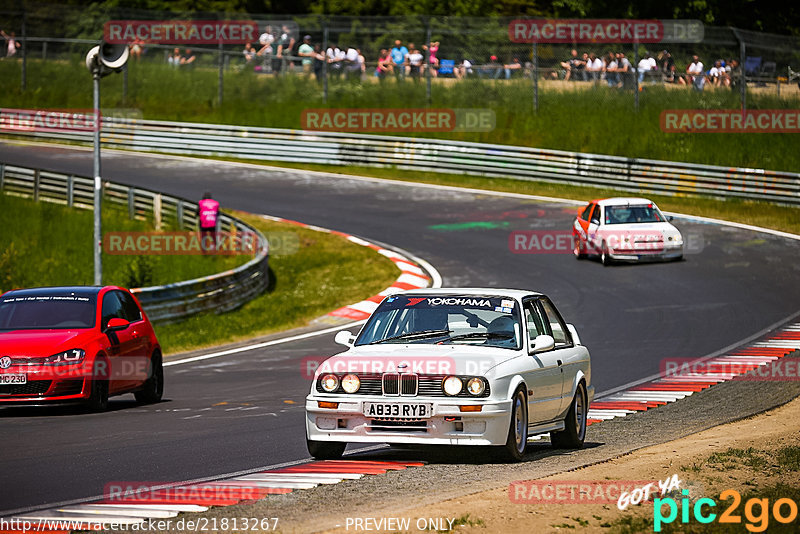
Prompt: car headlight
<box><xmin>466</xmin><ymin>377</ymin><xmax>486</xmax><ymax>396</ymax></box>
<box><xmin>341</xmin><ymin>374</ymin><xmax>360</xmax><ymax>393</ymax></box>
<box><xmin>443</xmin><ymin>376</ymin><xmax>463</xmax><ymax>396</ymax></box>
<box><xmin>43</xmin><ymin>349</ymin><xmax>85</xmax><ymax>365</ymax></box>
<box><xmin>320</xmin><ymin>374</ymin><xmax>340</xmax><ymax>392</ymax></box>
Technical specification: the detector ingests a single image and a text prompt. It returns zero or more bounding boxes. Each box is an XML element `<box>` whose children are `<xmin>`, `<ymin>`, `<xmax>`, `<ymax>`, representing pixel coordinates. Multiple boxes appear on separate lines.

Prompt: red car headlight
<box><xmin>43</xmin><ymin>349</ymin><xmax>85</xmax><ymax>365</ymax></box>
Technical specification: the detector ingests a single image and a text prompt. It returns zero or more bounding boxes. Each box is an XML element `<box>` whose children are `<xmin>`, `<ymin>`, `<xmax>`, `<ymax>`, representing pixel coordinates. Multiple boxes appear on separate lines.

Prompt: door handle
<box><xmin>557</xmin><ymin>359</ymin><xmax>563</xmax><ymax>366</ymax></box>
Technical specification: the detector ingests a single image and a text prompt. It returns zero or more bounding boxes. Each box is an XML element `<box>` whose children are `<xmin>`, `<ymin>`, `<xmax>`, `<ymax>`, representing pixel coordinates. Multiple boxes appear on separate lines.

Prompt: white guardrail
<box><xmin>2</xmin><ymin>118</ymin><xmax>799</xmax><ymax>205</ymax></box>
<box><xmin>0</xmin><ymin>162</ymin><xmax>270</xmax><ymax>323</ymax></box>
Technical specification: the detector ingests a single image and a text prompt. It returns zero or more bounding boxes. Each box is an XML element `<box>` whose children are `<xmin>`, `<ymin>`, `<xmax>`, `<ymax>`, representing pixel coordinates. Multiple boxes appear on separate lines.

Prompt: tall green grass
<box><xmin>0</xmin><ymin>194</ymin><xmax>246</xmax><ymax>293</ymax></box>
<box><xmin>1</xmin><ymin>58</ymin><xmax>798</xmax><ymax>172</ymax></box>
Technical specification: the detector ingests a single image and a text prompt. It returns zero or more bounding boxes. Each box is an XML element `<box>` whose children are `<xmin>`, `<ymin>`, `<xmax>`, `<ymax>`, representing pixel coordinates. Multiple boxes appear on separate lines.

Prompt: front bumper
<box><xmin>0</xmin><ymin>367</ymin><xmax>90</xmax><ymax>404</ymax></box>
<box><xmin>608</xmin><ymin>244</ymin><xmax>683</xmax><ymax>262</ymax></box>
<box><xmin>305</xmin><ymin>396</ymin><xmax>513</xmax><ymax>446</ymax></box>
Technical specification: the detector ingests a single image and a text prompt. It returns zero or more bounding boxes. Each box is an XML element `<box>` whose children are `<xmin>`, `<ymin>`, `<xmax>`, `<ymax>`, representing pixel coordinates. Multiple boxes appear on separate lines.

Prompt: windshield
<box><xmin>355</xmin><ymin>295</ymin><xmax>521</xmax><ymax>350</ymax></box>
<box><xmin>0</xmin><ymin>295</ymin><xmax>96</xmax><ymax>330</ymax></box>
<box><xmin>604</xmin><ymin>205</ymin><xmax>665</xmax><ymax>225</ymax></box>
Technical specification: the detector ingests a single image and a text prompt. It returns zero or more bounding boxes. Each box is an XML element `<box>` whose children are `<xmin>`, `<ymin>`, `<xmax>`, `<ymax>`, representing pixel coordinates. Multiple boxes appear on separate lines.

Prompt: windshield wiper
<box><xmin>370</xmin><ymin>329</ymin><xmax>453</xmax><ymax>344</ymax></box>
<box><xmin>444</xmin><ymin>332</ymin><xmax>514</xmax><ymax>342</ymax></box>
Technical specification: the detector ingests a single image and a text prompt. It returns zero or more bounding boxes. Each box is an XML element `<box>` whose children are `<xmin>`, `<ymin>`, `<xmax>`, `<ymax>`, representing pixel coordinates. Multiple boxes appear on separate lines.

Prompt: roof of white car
<box><xmin>597</xmin><ymin>197</ymin><xmax>656</xmax><ymax>207</ymax></box>
<box><xmin>400</xmin><ymin>288</ymin><xmax>542</xmax><ymax>299</ymax></box>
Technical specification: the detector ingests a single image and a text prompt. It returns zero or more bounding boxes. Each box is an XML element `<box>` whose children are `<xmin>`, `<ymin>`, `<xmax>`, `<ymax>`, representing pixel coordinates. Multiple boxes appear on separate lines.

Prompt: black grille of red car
<box><xmin>49</xmin><ymin>379</ymin><xmax>85</xmax><ymax>397</ymax></box>
<box><xmin>0</xmin><ymin>381</ymin><xmax>52</xmax><ymax>396</ymax></box>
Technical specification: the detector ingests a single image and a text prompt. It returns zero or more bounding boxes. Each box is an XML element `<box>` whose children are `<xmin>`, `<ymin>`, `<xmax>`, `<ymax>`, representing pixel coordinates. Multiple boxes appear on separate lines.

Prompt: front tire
<box><xmin>573</xmin><ymin>236</ymin><xmax>587</xmax><ymax>259</ymax></box>
<box><xmin>497</xmin><ymin>387</ymin><xmax>528</xmax><ymax>462</ymax></box>
<box><xmin>551</xmin><ymin>381</ymin><xmax>587</xmax><ymax>449</ymax></box>
<box><xmin>307</xmin><ymin>439</ymin><xmax>346</xmax><ymax>460</ymax></box>
<box><xmin>135</xmin><ymin>351</ymin><xmax>164</xmax><ymax>404</ymax></box>
<box><xmin>600</xmin><ymin>241</ymin><xmax>612</xmax><ymax>266</ymax></box>
<box><xmin>85</xmin><ymin>359</ymin><xmax>109</xmax><ymax>413</ymax></box>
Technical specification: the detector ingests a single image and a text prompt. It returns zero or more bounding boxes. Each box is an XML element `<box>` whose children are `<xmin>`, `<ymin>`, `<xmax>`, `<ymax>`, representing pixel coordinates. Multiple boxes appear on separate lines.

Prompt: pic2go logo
<box><xmin>654</xmin><ymin>489</ymin><xmax>799</xmax><ymax>532</ymax></box>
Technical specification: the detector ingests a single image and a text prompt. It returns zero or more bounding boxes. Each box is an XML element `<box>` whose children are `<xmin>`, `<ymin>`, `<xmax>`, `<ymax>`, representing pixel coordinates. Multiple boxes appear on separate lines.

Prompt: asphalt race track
<box><xmin>1</xmin><ymin>142</ymin><xmax>799</xmax><ymax>514</ymax></box>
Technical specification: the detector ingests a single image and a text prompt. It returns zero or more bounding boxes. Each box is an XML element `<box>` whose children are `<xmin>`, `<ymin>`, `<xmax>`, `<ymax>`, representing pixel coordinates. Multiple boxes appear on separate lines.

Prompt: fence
<box><xmin>2</xmin><ymin>117</ymin><xmax>797</xmax><ymax>205</ymax></box>
<box><xmin>2</xmin><ymin>9</ymin><xmax>800</xmax><ymax>111</ymax></box>
<box><xmin>0</xmin><ymin>162</ymin><xmax>270</xmax><ymax>323</ymax></box>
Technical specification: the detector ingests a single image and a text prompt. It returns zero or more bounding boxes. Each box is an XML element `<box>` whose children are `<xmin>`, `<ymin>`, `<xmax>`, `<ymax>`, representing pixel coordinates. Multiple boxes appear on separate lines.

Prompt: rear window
<box><xmin>0</xmin><ymin>295</ymin><xmax>96</xmax><ymax>330</ymax></box>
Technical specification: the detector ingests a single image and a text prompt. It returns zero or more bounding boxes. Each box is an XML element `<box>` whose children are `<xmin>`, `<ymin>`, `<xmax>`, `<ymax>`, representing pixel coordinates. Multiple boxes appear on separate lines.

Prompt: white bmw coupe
<box><xmin>305</xmin><ymin>288</ymin><xmax>593</xmax><ymax>461</ymax></box>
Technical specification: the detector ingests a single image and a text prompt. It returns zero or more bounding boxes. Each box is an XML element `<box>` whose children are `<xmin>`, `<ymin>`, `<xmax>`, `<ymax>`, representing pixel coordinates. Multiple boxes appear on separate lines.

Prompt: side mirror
<box><xmin>105</xmin><ymin>317</ymin><xmax>130</xmax><ymax>331</ymax></box>
<box><xmin>531</xmin><ymin>334</ymin><xmax>555</xmax><ymax>354</ymax></box>
<box><xmin>334</xmin><ymin>330</ymin><xmax>356</xmax><ymax>348</ymax></box>
<box><xmin>567</xmin><ymin>323</ymin><xmax>581</xmax><ymax>345</ymax></box>
<box><xmin>668</xmin><ymin>216</ymin><xmax>674</xmax><ymax>222</ymax></box>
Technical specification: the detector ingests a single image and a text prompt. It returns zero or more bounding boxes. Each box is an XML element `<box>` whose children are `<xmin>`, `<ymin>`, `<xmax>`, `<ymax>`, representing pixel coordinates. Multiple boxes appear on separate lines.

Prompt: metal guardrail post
<box><xmin>33</xmin><ymin>169</ymin><xmax>40</xmax><ymax>202</ymax></box>
<box><xmin>21</xmin><ymin>10</ymin><xmax>27</xmax><ymax>91</ymax></box>
<box><xmin>218</xmin><ymin>38</ymin><xmax>224</xmax><ymax>106</ymax></box>
<box><xmin>67</xmin><ymin>174</ymin><xmax>74</xmax><ymax>207</ymax></box>
<box><xmin>0</xmin><ymin>163</ymin><xmax>4</xmax><ymax>191</ymax></box>
<box><xmin>122</xmin><ymin>64</ymin><xmax>128</xmax><ymax>104</ymax></box>
<box><xmin>128</xmin><ymin>188</ymin><xmax>135</xmax><ymax>219</ymax></box>
<box><xmin>532</xmin><ymin>42</ymin><xmax>538</xmax><ymax>113</ymax></box>
<box><xmin>153</xmin><ymin>193</ymin><xmax>162</xmax><ymax>229</ymax></box>
<box><xmin>633</xmin><ymin>41</ymin><xmax>639</xmax><ymax>112</ymax></box>
<box><xmin>176</xmin><ymin>201</ymin><xmax>184</xmax><ymax>229</ymax></box>
<box><xmin>322</xmin><ymin>19</ymin><xmax>329</xmax><ymax>104</ymax></box>
<box><xmin>425</xmin><ymin>18</ymin><xmax>432</xmax><ymax>105</ymax></box>
<box><xmin>42</xmin><ymin>41</ymin><xmax>46</xmax><ymax>60</ymax></box>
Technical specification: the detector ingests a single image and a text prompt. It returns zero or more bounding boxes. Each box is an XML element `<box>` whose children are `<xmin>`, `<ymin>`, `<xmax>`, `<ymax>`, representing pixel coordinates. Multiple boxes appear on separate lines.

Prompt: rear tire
<box><xmin>85</xmin><ymin>359</ymin><xmax>109</xmax><ymax>413</ymax></box>
<box><xmin>496</xmin><ymin>387</ymin><xmax>528</xmax><ymax>462</ymax></box>
<box><xmin>307</xmin><ymin>439</ymin><xmax>346</xmax><ymax>460</ymax></box>
<box><xmin>551</xmin><ymin>381</ymin><xmax>587</xmax><ymax>449</ymax></box>
<box><xmin>135</xmin><ymin>351</ymin><xmax>164</xmax><ymax>404</ymax></box>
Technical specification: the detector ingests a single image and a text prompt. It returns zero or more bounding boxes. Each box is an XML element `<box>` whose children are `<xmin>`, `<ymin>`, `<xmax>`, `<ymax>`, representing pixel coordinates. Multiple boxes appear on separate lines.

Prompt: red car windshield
<box><xmin>0</xmin><ymin>295</ymin><xmax>96</xmax><ymax>330</ymax></box>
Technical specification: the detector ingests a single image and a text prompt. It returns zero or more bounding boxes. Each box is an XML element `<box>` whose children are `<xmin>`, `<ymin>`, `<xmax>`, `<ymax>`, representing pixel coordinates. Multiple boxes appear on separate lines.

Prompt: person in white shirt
<box><xmin>407</xmin><ymin>45</ymin><xmax>423</xmax><ymax>79</ymax></box>
<box><xmin>680</xmin><ymin>55</ymin><xmax>704</xmax><ymax>88</ymax></box>
<box><xmin>707</xmin><ymin>60</ymin><xmax>723</xmax><ymax>86</ymax></box>
<box><xmin>326</xmin><ymin>44</ymin><xmax>344</xmax><ymax>77</ymax></box>
<box><xmin>455</xmin><ymin>58</ymin><xmax>472</xmax><ymax>79</ymax></box>
<box><xmin>345</xmin><ymin>46</ymin><xmax>361</xmax><ymax>80</ymax></box>
<box><xmin>637</xmin><ymin>52</ymin><xmax>657</xmax><ymax>84</ymax></box>
<box><xmin>605</xmin><ymin>53</ymin><xmax>619</xmax><ymax>86</ymax></box>
<box><xmin>585</xmin><ymin>53</ymin><xmax>603</xmax><ymax>82</ymax></box>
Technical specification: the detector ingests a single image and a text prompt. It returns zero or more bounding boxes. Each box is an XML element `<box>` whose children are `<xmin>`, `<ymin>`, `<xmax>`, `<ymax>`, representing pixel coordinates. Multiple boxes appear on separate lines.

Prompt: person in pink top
<box><xmin>424</xmin><ymin>41</ymin><xmax>439</xmax><ymax>77</ymax></box>
<box><xmin>198</xmin><ymin>192</ymin><xmax>220</xmax><ymax>253</ymax></box>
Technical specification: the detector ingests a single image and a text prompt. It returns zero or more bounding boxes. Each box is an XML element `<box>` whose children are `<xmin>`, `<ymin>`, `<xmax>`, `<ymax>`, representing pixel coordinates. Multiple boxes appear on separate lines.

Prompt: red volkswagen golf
<box><xmin>0</xmin><ymin>286</ymin><xmax>163</xmax><ymax>411</ymax></box>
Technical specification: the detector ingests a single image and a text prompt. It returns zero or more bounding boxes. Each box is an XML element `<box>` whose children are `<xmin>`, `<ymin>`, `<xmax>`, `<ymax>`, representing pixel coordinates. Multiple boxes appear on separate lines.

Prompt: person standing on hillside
<box><xmin>198</xmin><ymin>192</ymin><xmax>220</xmax><ymax>254</ymax></box>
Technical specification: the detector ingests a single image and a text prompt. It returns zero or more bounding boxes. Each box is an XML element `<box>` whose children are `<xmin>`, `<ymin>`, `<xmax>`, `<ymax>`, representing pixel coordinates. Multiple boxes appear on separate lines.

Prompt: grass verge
<box><xmin>0</xmin><ymin>193</ymin><xmax>246</xmax><ymax>292</ymax></box>
<box><xmin>152</xmin><ymin>211</ymin><xmax>399</xmax><ymax>354</ymax></box>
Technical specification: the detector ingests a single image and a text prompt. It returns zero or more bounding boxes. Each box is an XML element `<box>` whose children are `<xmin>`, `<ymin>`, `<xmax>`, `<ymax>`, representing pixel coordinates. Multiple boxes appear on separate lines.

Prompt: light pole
<box><xmin>85</xmin><ymin>41</ymin><xmax>129</xmax><ymax>285</ymax></box>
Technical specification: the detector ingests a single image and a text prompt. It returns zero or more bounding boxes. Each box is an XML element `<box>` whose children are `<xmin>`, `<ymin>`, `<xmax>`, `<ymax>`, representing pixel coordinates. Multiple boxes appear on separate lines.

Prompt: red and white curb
<box><xmin>2</xmin><ymin>460</ymin><xmax>424</xmax><ymax>533</ymax></box>
<box><xmin>263</xmin><ymin>216</ymin><xmax>438</xmax><ymax>321</ymax></box>
<box><xmin>586</xmin><ymin>322</ymin><xmax>800</xmax><ymax>425</ymax></box>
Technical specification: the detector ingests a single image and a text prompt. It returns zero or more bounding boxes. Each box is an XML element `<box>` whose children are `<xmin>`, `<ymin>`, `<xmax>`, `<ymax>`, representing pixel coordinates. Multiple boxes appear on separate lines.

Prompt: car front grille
<box><xmin>0</xmin><ymin>381</ymin><xmax>52</xmax><ymax>396</ymax></box>
<box><xmin>367</xmin><ymin>419</ymin><xmax>428</xmax><ymax>433</ymax></box>
<box><xmin>316</xmin><ymin>374</ymin><xmax>489</xmax><ymax>397</ymax></box>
